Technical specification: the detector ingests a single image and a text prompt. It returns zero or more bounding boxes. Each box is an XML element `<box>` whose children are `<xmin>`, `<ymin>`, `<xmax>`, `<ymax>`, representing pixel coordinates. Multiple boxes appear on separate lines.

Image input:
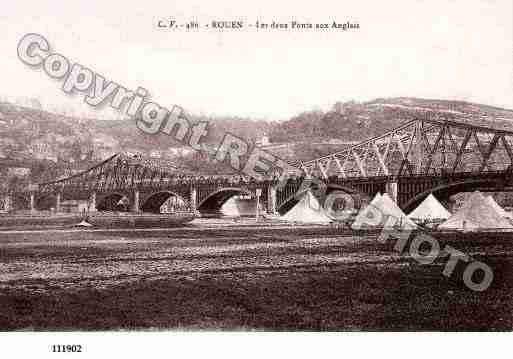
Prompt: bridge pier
<box><xmin>386</xmin><ymin>181</ymin><xmax>398</xmax><ymax>203</ymax></box>
<box><xmin>56</xmin><ymin>193</ymin><xmax>61</xmax><ymax>213</ymax></box>
<box><xmin>89</xmin><ymin>192</ymin><xmax>97</xmax><ymax>213</ymax></box>
<box><xmin>255</xmin><ymin>188</ymin><xmax>262</xmax><ymax>221</ymax></box>
<box><xmin>30</xmin><ymin>193</ymin><xmax>35</xmax><ymax>213</ymax></box>
<box><xmin>268</xmin><ymin>185</ymin><xmax>278</xmax><ymax>214</ymax></box>
<box><xmin>132</xmin><ymin>191</ymin><xmax>140</xmax><ymax>213</ymax></box>
<box><xmin>190</xmin><ymin>187</ymin><xmax>197</xmax><ymax>210</ymax></box>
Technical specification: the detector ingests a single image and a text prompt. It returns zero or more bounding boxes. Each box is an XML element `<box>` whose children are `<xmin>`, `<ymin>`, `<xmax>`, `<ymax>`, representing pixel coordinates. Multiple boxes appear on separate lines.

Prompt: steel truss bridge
<box><xmin>3</xmin><ymin>117</ymin><xmax>513</xmax><ymax>216</ymax></box>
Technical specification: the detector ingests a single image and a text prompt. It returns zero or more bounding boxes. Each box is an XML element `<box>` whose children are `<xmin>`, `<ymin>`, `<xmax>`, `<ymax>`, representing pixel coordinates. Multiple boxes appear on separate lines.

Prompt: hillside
<box><xmin>1</xmin><ymin>97</ymin><xmax>513</xmax><ymax>181</ymax></box>
<box><xmin>267</xmin><ymin>97</ymin><xmax>513</xmax><ymax>162</ymax></box>
<box><xmin>270</xmin><ymin>97</ymin><xmax>513</xmax><ymax>144</ymax></box>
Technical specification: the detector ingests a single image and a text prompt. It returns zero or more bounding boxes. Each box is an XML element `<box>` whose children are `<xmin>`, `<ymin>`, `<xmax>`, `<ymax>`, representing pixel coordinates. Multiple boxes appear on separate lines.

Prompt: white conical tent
<box><xmin>221</xmin><ymin>197</ymin><xmax>260</xmax><ymax>216</ymax></box>
<box><xmin>439</xmin><ymin>191</ymin><xmax>513</xmax><ymax>231</ymax></box>
<box><xmin>379</xmin><ymin>194</ymin><xmax>417</xmax><ymax>229</ymax></box>
<box><xmin>74</xmin><ymin>220</ymin><xmax>92</xmax><ymax>227</ymax></box>
<box><xmin>352</xmin><ymin>193</ymin><xmax>416</xmax><ymax>229</ymax></box>
<box><xmin>281</xmin><ymin>191</ymin><xmax>332</xmax><ymax>224</ymax></box>
<box><xmin>486</xmin><ymin>196</ymin><xmax>512</xmax><ymax>219</ymax></box>
<box><xmin>351</xmin><ymin>193</ymin><xmax>382</xmax><ymax>229</ymax></box>
<box><xmin>220</xmin><ymin>197</ymin><xmax>240</xmax><ymax>216</ymax></box>
<box><xmin>407</xmin><ymin>194</ymin><xmax>451</xmax><ymax>221</ymax></box>
<box><xmin>369</xmin><ymin>192</ymin><xmax>382</xmax><ymax>206</ymax></box>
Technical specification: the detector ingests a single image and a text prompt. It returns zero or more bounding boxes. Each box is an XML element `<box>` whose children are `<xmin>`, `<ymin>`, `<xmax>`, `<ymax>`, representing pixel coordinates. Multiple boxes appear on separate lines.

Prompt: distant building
<box><xmin>196</xmin><ymin>144</ymin><xmax>219</xmax><ymax>162</ymax></box>
<box><xmin>0</xmin><ymin>138</ymin><xmax>17</xmax><ymax>157</ymax></box>
<box><xmin>92</xmin><ymin>134</ymin><xmax>119</xmax><ymax>160</ymax></box>
<box><xmin>53</xmin><ymin>134</ymin><xmax>70</xmax><ymax>145</ymax></box>
<box><xmin>125</xmin><ymin>149</ymin><xmax>144</xmax><ymax>158</ymax></box>
<box><xmin>29</xmin><ymin>140</ymin><xmax>58</xmax><ymax>162</ymax></box>
<box><xmin>93</xmin><ymin>134</ymin><xmax>118</xmax><ymax>148</ymax></box>
<box><xmin>255</xmin><ymin>133</ymin><xmax>270</xmax><ymax>147</ymax></box>
<box><xmin>7</xmin><ymin>167</ymin><xmax>30</xmax><ymax>176</ymax></box>
<box><xmin>166</xmin><ymin>147</ymin><xmax>194</xmax><ymax>158</ymax></box>
<box><xmin>94</xmin><ymin>148</ymin><xmax>117</xmax><ymax>161</ymax></box>
<box><xmin>150</xmin><ymin>150</ymin><xmax>162</xmax><ymax>159</ymax></box>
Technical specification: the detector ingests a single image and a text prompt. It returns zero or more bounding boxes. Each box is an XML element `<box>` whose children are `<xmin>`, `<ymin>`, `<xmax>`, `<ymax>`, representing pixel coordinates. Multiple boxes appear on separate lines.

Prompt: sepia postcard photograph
<box><xmin>0</xmin><ymin>0</ymin><xmax>512</xmax><ymax>357</ymax></box>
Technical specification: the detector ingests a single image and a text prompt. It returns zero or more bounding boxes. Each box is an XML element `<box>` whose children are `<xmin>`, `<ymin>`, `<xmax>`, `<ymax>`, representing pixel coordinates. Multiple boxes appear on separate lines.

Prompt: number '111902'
<box><xmin>51</xmin><ymin>345</ymin><xmax>82</xmax><ymax>353</ymax></box>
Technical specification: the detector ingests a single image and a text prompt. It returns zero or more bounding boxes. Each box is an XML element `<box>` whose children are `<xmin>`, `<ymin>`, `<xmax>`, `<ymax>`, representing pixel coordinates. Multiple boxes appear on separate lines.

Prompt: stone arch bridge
<box><xmin>3</xmin><ymin>117</ymin><xmax>513</xmax><ymax>216</ymax></box>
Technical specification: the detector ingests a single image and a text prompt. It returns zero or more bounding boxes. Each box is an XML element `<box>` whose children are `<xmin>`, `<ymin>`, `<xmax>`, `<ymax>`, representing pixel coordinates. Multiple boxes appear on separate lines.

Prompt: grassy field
<box><xmin>0</xmin><ymin>221</ymin><xmax>512</xmax><ymax>331</ymax></box>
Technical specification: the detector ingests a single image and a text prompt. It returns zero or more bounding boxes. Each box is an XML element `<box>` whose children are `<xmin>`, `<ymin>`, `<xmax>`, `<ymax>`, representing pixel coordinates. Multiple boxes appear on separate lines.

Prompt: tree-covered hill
<box><xmin>1</xmin><ymin>97</ymin><xmax>512</xmax><ymax>181</ymax></box>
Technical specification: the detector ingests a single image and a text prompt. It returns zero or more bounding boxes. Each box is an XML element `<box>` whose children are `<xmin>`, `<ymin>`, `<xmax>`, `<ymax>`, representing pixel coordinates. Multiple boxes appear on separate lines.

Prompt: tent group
<box><xmin>280</xmin><ymin>190</ymin><xmax>435</xmax><ymax>228</ymax></box>
<box><xmin>277</xmin><ymin>188</ymin><xmax>513</xmax><ymax>232</ymax></box>
<box><xmin>438</xmin><ymin>191</ymin><xmax>513</xmax><ymax>231</ymax></box>
<box><xmin>351</xmin><ymin>193</ymin><xmax>417</xmax><ymax>230</ymax></box>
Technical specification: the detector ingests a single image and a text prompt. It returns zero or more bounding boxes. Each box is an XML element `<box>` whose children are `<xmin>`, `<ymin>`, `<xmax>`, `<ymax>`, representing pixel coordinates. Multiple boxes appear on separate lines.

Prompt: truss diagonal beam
<box><xmin>479</xmin><ymin>133</ymin><xmax>501</xmax><ymax>172</ymax></box>
<box><xmin>424</xmin><ymin>125</ymin><xmax>446</xmax><ymax>173</ymax></box>
<box><xmin>452</xmin><ymin>129</ymin><xmax>473</xmax><ymax>173</ymax></box>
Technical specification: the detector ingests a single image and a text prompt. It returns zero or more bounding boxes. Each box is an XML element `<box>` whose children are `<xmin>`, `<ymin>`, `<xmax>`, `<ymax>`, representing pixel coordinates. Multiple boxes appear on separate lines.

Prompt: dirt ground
<box><xmin>0</xmin><ymin>219</ymin><xmax>512</xmax><ymax>331</ymax></box>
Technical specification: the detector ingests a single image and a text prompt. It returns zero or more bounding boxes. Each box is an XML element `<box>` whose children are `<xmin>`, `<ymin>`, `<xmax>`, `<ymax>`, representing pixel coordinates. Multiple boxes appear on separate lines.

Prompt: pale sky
<box><xmin>1</xmin><ymin>0</ymin><xmax>512</xmax><ymax>120</ymax></box>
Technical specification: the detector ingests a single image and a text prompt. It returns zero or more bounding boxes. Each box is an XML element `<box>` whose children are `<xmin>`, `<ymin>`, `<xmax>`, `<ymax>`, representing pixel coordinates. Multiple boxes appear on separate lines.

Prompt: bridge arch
<box><xmin>326</xmin><ymin>184</ymin><xmax>369</xmax><ymax>209</ymax></box>
<box><xmin>140</xmin><ymin>191</ymin><xmax>189</xmax><ymax>213</ymax></box>
<box><xmin>197</xmin><ymin>187</ymin><xmax>252</xmax><ymax>215</ymax></box>
<box><xmin>35</xmin><ymin>193</ymin><xmax>58</xmax><ymax>211</ymax></box>
<box><xmin>402</xmin><ymin>178</ymin><xmax>511</xmax><ymax>214</ymax></box>
<box><xmin>96</xmin><ymin>193</ymin><xmax>130</xmax><ymax>212</ymax></box>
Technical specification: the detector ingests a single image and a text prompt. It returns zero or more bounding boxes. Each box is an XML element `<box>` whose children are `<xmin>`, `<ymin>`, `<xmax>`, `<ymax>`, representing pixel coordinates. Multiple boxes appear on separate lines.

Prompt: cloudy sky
<box><xmin>1</xmin><ymin>0</ymin><xmax>512</xmax><ymax>120</ymax></box>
